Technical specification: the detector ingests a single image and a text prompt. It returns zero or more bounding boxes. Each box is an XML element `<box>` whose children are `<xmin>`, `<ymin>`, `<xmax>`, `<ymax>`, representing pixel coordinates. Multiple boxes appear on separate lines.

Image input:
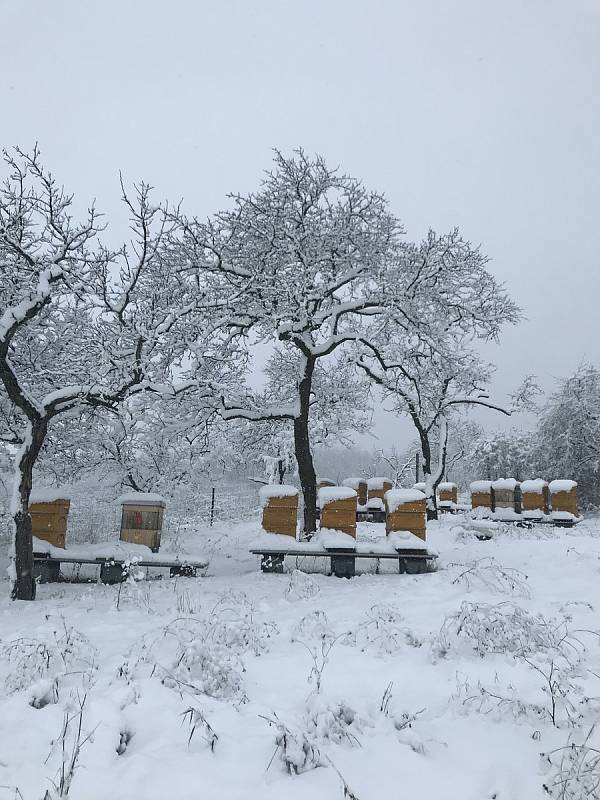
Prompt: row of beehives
<box><xmin>27</xmin><ymin>491</ymin><xmax>167</xmax><ymax>551</ymax></box>
<box><xmin>261</xmin><ymin>484</ymin><xmax>429</xmax><ymax>540</ymax></box>
<box><xmin>469</xmin><ymin>478</ymin><xmax>579</xmax><ymax>519</ymax></box>
<box><xmin>322</xmin><ymin>477</ymin><xmax>458</xmax><ymax>510</ymax></box>
<box><xmin>319</xmin><ymin>477</ymin><xmax>393</xmax><ymax>510</ymax></box>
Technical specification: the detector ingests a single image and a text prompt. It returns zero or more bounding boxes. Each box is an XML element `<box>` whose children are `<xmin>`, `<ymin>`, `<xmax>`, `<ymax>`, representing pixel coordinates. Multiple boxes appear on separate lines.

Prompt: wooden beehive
<box><xmin>319</xmin><ymin>487</ymin><xmax>357</xmax><ymax>537</ymax></box>
<box><xmin>367</xmin><ymin>477</ymin><xmax>393</xmax><ymax>508</ymax></box>
<box><xmin>29</xmin><ymin>497</ymin><xmax>70</xmax><ymax>549</ymax></box>
<box><xmin>317</xmin><ymin>479</ymin><xmax>335</xmax><ymax>490</ymax></box>
<box><xmin>492</xmin><ymin>479</ymin><xmax>522</xmax><ymax>513</ymax></box>
<box><xmin>342</xmin><ymin>477</ymin><xmax>368</xmax><ymax>506</ymax></box>
<box><xmin>385</xmin><ymin>489</ymin><xmax>427</xmax><ymax>541</ymax></box>
<box><xmin>470</xmin><ymin>481</ymin><xmax>494</xmax><ymax>511</ymax></box>
<box><xmin>119</xmin><ymin>493</ymin><xmax>166</xmax><ymax>552</ymax></box>
<box><xmin>438</xmin><ymin>482</ymin><xmax>458</xmax><ymax>505</ymax></box>
<box><xmin>549</xmin><ymin>481</ymin><xmax>578</xmax><ymax>516</ymax></box>
<box><xmin>521</xmin><ymin>480</ymin><xmax>550</xmax><ymax>516</ymax></box>
<box><xmin>261</xmin><ymin>486</ymin><xmax>299</xmax><ymax>537</ymax></box>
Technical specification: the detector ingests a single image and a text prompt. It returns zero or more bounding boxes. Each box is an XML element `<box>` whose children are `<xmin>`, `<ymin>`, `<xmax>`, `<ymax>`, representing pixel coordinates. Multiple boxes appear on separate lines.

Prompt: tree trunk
<box><xmin>11</xmin><ymin>419</ymin><xmax>47</xmax><ymax>601</ymax></box>
<box><xmin>294</xmin><ymin>356</ymin><xmax>317</xmax><ymax>537</ymax></box>
<box><xmin>418</xmin><ymin>432</ymin><xmax>439</xmax><ymax>521</ymax></box>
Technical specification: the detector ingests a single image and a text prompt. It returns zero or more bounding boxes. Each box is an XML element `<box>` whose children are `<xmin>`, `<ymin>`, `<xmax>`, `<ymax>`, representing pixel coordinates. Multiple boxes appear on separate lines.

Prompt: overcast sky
<box><xmin>2</xmin><ymin>0</ymin><xmax>599</xmax><ymax>446</ymax></box>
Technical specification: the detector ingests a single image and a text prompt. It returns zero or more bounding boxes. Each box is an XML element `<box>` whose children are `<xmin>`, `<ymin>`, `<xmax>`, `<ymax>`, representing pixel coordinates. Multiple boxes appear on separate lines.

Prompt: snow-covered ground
<box><xmin>1</xmin><ymin>514</ymin><xmax>600</xmax><ymax>800</ymax></box>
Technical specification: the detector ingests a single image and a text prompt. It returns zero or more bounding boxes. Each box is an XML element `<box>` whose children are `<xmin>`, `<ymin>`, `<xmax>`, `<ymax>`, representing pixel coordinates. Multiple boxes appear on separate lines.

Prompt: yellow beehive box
<box><xmin>367</xmin><ymin>477</ymin><xmax>393</xmax><ymax>510</ymax></box>
<box><xmin>549</xmin><ymin>480</ymin><xmax>578</xmax><ymax>516</ymax></box>
<box><xmin>342</xmin><ymin>477</ymin><xmax>368</xmax><ymax>507</ymax></box>
<box><xmin>470</xmin><ymin>481</ymin><xmax>494</xmax><ymax>511</ymax></box>
<box><xmin>385</xmin><ymin>489</ymin><xmax>427</xmax><ymax>541</ymax></box>
<box><xmin>319</xmin><ymin>486</ymin><xmax>357</xmax><ymax>537</ymax></box>
<box><xmin>260</xmin><ymin>485</ymin><xmax>299</xmax><ymax>537</ymax></box>
<box><xmin>118</xmin><ymin>492</ymin><xmax>166</xmax><ymax>552</ymax></box>
<box><xmin>521</xmin><ymin>479</ymin><xmax>550</xmax><ymax>517</ymax></box>
<box><xmin>438</xmin><ymin>482</ymin><xmax>458</xmax><ymax>505</ymax></box>
<box><xmin>29</xmin><ymin>490</ymin><xmax>71</xmax><ymax>549</ymax></box>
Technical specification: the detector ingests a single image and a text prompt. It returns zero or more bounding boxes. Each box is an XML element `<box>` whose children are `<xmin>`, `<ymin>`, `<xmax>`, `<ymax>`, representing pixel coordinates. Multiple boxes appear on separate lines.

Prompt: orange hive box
<box><xmin>470</xmin><ymin>481</ymin><xmax>494</xmax><ymax>510</ymax></box>
<box><xmin>367</xmin><ymin>477</ymin><xmax>393</xmax><ymax>510</ymax></box>
<box><xmin>342</xmin><ymin>477</ymin><xmax>368</xmax><ymax>507</ymax></box>
<box><xmin>29</xmin><ymin>489</ymin><xmax>71</xmax><ymax>549</ymax></box>
<box><xmin>549</xmin><ymin>480</ymin><xmax>578</xmax><ymax>516</ymax></box>
<box><xmin>319</xmin><ymin>486</ymin><xmax>357</xmax><ymax>537</ymax></box>
<box><xmin>438</xmin><ymin>482</ymin><xmax>458</xmax><ymax>505</ymax></box>
<box><xmin>520</xmin><ymin>479</ymin><xmax>549</xmax><ymax>517</ymax></box>
<box><xmin>385</xmin><ymin>488</ymin><xmax>427</xmax><ymax>541</ymax></box>
<box><xmin>260</xmin><ymin>485</ymin><xmax>299</xmax><ymax>537</ymax></box>
<box><xmin>118</xmin><ymin>492</ymin><xmax>166</xmax><ymax>552</ymax></box>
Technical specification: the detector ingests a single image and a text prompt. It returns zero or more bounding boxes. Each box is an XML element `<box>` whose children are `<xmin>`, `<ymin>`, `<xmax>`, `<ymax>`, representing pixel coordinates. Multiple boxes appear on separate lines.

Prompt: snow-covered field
<box><xmin>1</xmin><ymin>515</ymin><xmax>600</xmax><ymax>800</ymax></box>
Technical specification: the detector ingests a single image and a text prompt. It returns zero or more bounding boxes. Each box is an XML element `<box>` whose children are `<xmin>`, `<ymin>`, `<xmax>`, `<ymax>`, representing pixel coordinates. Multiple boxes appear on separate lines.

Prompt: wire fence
<box><xmin>0</xmin><ymin>477</ymin><xmax>264</xmax><ymax>547</ymax></box>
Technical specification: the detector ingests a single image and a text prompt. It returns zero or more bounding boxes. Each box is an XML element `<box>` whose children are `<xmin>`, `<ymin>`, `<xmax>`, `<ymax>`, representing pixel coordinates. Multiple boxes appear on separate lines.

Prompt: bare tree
<box><xmin>0</xmin><ymin>148</ymin><xmax>230</xmax><ymax>599</ymax></box>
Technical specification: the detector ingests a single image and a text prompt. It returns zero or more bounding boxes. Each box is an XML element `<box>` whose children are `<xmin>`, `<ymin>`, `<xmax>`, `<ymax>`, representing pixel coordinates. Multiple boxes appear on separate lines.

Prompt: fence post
<box><xmin>210</xmin><ymin>487</ymin><xmax>215</xmax><ymax>527</ymax></box>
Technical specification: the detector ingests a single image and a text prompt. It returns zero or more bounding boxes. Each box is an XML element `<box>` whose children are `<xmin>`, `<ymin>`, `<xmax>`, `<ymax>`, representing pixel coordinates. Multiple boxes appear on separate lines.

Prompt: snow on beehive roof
<box><xmin>259</xmin><ymin>484</ymin><xmax>299</xmax><ymax>507</ymax></box>
<box><xmin>318</xmin><ymin>486</ymin><xmax>357</xmax><ymax>505</ymax></box>
<box><xmin>367</xmin><ymin>476</ymin><xmax>392</xmax><ymax>489</ymax></box>
<box><xmin>117</xmin><ymin>492</ymin><xmax>166</xmax><ymax>506</ymax></box>
<box><xmin>342</xmin><ymin>477</ymin><xmax>365</xmax><ymax>488</ymax></box>
<box><xmin>385</xmin><ymin>488</ymin><xmax>425</xmax><ymax>513</ymax></box>
<box><xmin>438</xmin><ymin>482</ymin><xmax>457</xmax><ymax>490</ymax></box>
<box><xmin>549</xmin><ymin>479</ymin><xmax>577</xmax><ymax>493</ymax></box>
<box><xmin>470</xmin><ymin>481</ymin><xmax>493</xmax><ymax>492</ymax></box>
<box><xmin>521</xmin><ymin>479</ymin><xmax>548</xmax><ymax>493</ymax></box>
<box><xmin>413</xmin><ymin>482</ymin><xmax>426</xmax><ymax>491</ymax></box>
<box><xmin>492</xmin><ymin>478</ymin><xmax>519</xmax><ymax>490</ymax></box>
<box><xmin>30</xmin><ymin>487</ymin><xmax>71</xmax><ymax>503</ymax></box>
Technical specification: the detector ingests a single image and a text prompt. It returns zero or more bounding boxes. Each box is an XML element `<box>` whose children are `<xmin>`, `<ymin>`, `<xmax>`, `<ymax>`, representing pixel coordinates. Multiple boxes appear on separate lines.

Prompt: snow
<box><xmin>29</xmin><ymin>488</ymin><xmax>72</xmax><ymax>503</ymax></box>
<box><xmin>318</xmin><ymin>486</ymin><xmax>357</xmax><ymax>506</ymax></box>
<box><xmin>311</xmin><ymin>528</ymin><xmax>357</xmax><ymax>549</ymax></box>
<box><xmin>2</xmin><ymin>512</ymin><xmax>600</xmax><ymax>800</ymax></box>
<box><xmin>366</xmin><ymin>497</ymin><xmax>384</xmax><ymax>510</ymax></box>
<box><xmin>31</xmin><ymin>537</ymin><xmax>208</xmax><ymax>565</ymax></box>
<box><xmin>549</xmin><ymin>480</ymin><xmax>578</xmax><ymax>493</ymax></box>
<box><xmin>366</xmin><ymin>477</ymin><xmax>392</xmax><ymax>490</ymax></box>
<box><xmin>520</xmin><ymin>479</ymin><xmax>548</xmax><ymax>493</ymax></box>
<box><xmin>491</xmin><ymin>478</ymin><xmax>520</xmax><ymax>491</ymax></box>
<box><xmin>413</xmin><ymin>482</ymin><xmax>427</xmax><ymax>492</ymax></box>
<box><xmin>438</xmin><ymin>482</ymin><xmax>457</xmax><ymax>491</ymax></box>
<box><xmin>258</xmin><ymin>484</ymin><xmax>299</xmax><ymax>507</ymax></box>
<box><xmin>342</xmin><ymin>477</ymin><xmax>365</xmax><ymax>490</ymax></box>
<box><xmin>470</xmin><ymin>480</ymin><xmax>493</xmax><ymax>492</ymax></box>
<box><xmin>385</xmin><ymin>488</ymin><xmax>426</xmax><ymax>513</ymax></box>
<box><xmin>116</xmin><ymin>492</ymin><xmax>167</xmax><ymax>507</ymax></box>
<box><xmin>387</xmin><ymin>530</ymin><xmax>429</xmax><ymax>550</ymax></box>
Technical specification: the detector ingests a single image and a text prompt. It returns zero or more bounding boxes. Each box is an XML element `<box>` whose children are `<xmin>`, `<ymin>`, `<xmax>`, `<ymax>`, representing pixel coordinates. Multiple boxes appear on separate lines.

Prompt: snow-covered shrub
<box><xmin>343</xmin><ymin>604</ymin><xmax>422</xmax><ymax>654</ymax></box>
<box><xmin>3</xmin><ymin>623</ymin><xmax>97</xmax><ymax>696</ymax></box>
<box><xmin>205</xmin><ymin>592</ymin><xmax>279</xmax><ymax>656</ymax></box>
<box><xmin>262</xmin><ymin>713</ymin><xmax>325</xmax><ymax>775</ymax></box>
<box><xmin>305</xmin><ymin>694</ymin><xmax>363</xmax><ymax>747</ymax></box>
<box><xmin>292</xmin><ymin>611</ymin><xmax>349</xmax><ymax>693</ymax></box>
<box><xmin>160</xmin><ymin>636</ymin><xmax>243</xmax><ymax>700</ymax></box>
<box><xmin>285</xmin><ymin>569</ymin><xmax>320</xmax><ymax>601</ymax></box>
<box><xmin>432</xmin><ymin>602</ymin><xmax>585</xmax><ymax>664</ymax></box>
<box><xmin>455</xmin><ymin>665</ymin><xmax>585</xmax><ymax>728</ymax></box>
<box><xmin>449</xmin><ymin>557</ymin><xmax>530</xmax><ymax>598</ymax></box>
<box><xmin>541</xmin><ymin>727</ymin><xmax>600</xmax><ymax>799</ymax></box>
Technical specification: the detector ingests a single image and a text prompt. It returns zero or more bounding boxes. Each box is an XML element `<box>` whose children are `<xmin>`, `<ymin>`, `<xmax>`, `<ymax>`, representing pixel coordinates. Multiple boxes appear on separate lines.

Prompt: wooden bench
<box><xmin>250</xmin><ymin>546</ymin><xmax>437</xmax><ymax>578</ymax></box>
<box><xmin>33</xmin><ymin>552</ymin><xmax>209</xmax><ymax>584</ymax></box>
